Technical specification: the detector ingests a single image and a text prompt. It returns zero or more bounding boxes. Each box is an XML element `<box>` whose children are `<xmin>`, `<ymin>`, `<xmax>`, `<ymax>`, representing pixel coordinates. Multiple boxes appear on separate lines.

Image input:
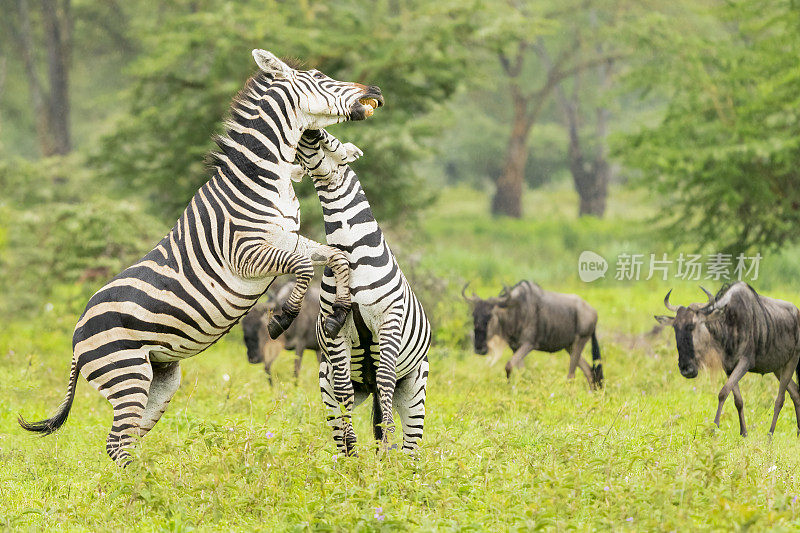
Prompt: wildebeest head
<box><xmin>655</xmin><ymin>287</ymin><xmax>723</xmax><ymax>379</ymax></box>
<box><xmin>242</xmin><ymin>303</ymin><xmax>270</xmax><ymax>364</ymax></box>
<box><xmin>463</xmin><ymin>283</ymin><xmax>510</xmax><ymax>355</ymax></box>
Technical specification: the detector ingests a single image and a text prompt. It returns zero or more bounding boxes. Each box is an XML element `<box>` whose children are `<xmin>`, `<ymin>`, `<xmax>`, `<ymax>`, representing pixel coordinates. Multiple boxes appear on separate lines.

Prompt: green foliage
<box><xmin>616</xmin><ymin>0</ymin><xmax>800</xmax><ymax>254</ymax></box>
<box><xmin>90</xmin><ymin>0</ymin><xmax>474</xmax><ymax>223</ymax></box>
<box><xmin>437</xmin><ymin>103</ymin><xmax>567</xmax><ymax>189</ymax></box>
<box><xmin>7</xmin><ymin>258</ymin><xmax>800</xmax><ymax>529</ymax></box>
<box><xmin>0</xmin><ymin>157</ymin><xmax>163</xmax><ymax>318</ymax></box>
<box><xmin>6</xmin><ymin>184</ymin><xmax>800</xmax><ymax>529</ymax></box>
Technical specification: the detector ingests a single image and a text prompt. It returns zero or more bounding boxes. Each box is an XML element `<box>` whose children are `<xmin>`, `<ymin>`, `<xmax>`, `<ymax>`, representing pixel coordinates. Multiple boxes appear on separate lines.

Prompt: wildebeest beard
<box><xmin>472</xmin><ymin>301</ymin><xmax>495</xmax><ymax>355</ymax></box>
<box><xmin>674</xmin><ymin>326</ymin><xmax>698</xmax><ymax>378</ymax></box>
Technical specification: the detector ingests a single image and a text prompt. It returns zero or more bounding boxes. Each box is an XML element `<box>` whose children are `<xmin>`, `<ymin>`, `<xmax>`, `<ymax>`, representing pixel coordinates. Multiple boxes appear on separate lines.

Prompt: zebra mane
<box><xmin>205</xmin><ymin>70</ymin><xmax>275</xmax><ymax>172</ymax></box>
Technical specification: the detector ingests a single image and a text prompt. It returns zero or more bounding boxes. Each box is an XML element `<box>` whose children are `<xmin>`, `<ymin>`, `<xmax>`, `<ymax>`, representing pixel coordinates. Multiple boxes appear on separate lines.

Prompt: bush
<box><xmin>0</xmin><ymin>157</ymin><xmax>164</xmax><ymax>318</ymax></box>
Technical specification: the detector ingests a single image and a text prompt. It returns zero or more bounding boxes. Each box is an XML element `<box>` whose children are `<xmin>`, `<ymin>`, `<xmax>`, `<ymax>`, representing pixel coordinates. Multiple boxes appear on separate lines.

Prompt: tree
<box><xmin>618</xmin><ymin>0</ymin><xmax>800</xmax><ymax>254</ymax></box>
<box><xmin>473</xmin><ymin>0</ymin><xmax>624</xmax><ymax>218</ymax></box>
<box><xmin>4</xmin><ymin>0</ymin><xmax>73</xmax><ymax>156</ymax></box>
<box><xmin>537</xmin><ymin>14</ymin><xmax>615</xmax><ymax>217</ymax></box>
<box><xmin>91</xmin><ymin>0</ymin><xmax>475</xmax><ymax>225</ymax></box>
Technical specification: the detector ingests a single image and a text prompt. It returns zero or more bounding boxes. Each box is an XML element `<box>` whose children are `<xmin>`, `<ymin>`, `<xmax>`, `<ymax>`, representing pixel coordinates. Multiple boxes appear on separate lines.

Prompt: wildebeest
<box><xmin>464</xmin><ymin>280</ymin><xmax>604</xmax><ymax>388</ymax></box>
<box><xmin>655</xmin><ymin>282</ymin><xmax>800</xmax><ymax>436</ymax></box>
<box><xmin>242</xmin><ymin>283</ymin><xmax>322</xmax><ymax>384</ymax></box>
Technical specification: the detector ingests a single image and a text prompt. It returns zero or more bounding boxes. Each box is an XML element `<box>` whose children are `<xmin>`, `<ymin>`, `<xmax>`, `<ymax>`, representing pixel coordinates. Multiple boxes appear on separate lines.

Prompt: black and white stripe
<box><xmin>19</xmin><ymin>51</ymin><xmax>380</xmax><ymax>465</ymax></box>
<box><xmin>295</xmin><ymin>129</ymin><xmax>431</xmax><ymax>455</ymax></box>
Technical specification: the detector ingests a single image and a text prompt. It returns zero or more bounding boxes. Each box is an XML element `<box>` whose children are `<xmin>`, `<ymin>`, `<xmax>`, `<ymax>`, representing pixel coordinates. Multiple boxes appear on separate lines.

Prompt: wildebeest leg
<box><xmin>393</xmin><ymin>358</ymin><xmax>428</xmax><ymax>454</ymax></box>
<box><xmin>732</xmin><ymin>383</ymin><xmax>746</xmax><ymax>437</ymax></box>
<box><xmin>769</xmin><ymin>362</ymin><xmax>796</xmax><ymax>435</ymax></box>
<box><xmin>567</xmin><ymin>335</ymin><xmax>592</xmax><ymax>385</ymax></box>
<box><xmin>486</xmin><ymin>335</ymin><xmax>505</xmax><ymax>367</ymax></box>
<box><xmin>784</xmin><ymin>379</ymin><xmax>800</xmax><ymax>435</ymax></box>
<box><xmin>714</xmin><ymin>358</ymin><xmax>750</xmax><ymax>429</ymax></box>
<box><xmin>293</xmin><ymin>345</ymin><xmax>305</xmax><ymax>381</ymax></box>
<box><xmin>505</xmin><ymin>342</ymin><xmax>534</xmax><ymax>379</ymax></box>
<box><xmin>263</xmin><ymin>339</ymin><xmax>283</xmax><ymax>386</ymax></box>
<box><xmin>575</xmin><ymin>357</ymin><xmax>597</xmax><ymax>390</ymax></box>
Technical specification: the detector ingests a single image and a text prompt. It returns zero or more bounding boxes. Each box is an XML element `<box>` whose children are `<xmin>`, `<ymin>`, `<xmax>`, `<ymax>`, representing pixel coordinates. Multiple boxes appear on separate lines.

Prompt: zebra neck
<box><xmin>315</xmin><ymin>168</ymin><xmax>379</xmax><ymax>234</ymax></box>
<box><xmin>213</xmin><ymin>84</ymin><xmax>305</xmax><ymax>191</ymax></box>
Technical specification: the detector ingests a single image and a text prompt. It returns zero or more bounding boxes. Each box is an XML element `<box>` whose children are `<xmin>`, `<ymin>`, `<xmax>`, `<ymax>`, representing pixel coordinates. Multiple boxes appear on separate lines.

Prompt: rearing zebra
<box><xmin>294</xmin><ymin>129</ymin><xmax>431</xmax><ymax>455</ymax></box>
<box><xmin>18</xmin><ymin>50</ymin><xmax>384</xmax><ymax>465</ymax></box>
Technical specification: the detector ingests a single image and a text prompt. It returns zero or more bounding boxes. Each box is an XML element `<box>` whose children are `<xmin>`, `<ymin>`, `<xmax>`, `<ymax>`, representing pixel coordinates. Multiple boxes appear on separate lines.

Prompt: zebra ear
<box><xmin>252</xmin><ymin>49</ymin><xmax>293</xmax><ymax>79</ymax></box>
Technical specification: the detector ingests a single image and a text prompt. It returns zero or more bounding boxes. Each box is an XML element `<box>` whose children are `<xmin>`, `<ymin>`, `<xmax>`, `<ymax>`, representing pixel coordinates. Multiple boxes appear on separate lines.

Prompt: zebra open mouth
<box><xmin>359</xmin><ymin>97</ymin><xmax>380</xmax><ymax>117</ymax></box>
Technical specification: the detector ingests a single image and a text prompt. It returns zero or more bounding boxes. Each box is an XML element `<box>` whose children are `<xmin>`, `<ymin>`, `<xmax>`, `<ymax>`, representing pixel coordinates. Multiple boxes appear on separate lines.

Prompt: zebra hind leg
<box><xmin>376</xmin><ymin>317</ymin><xmax>404</xmax><ymax>451</ymax></box>
<box><xmin>138</xmin><ymin>362</ymin><xmax>181</xmax><ymax>437</ymax></box>
<box><xmin>90</xmin><ymin>357</ymin><xmax>154</xmax><ymax>466</ymax></box>
<box><xmin>319</xmin><ymin>360</ymin><xmax>349</xmax><ymax>455</ymax></box>
<box><xmin>393</xmin><ymin>359</ymin><xmax>428</xmax><ymax>455</ymax></box>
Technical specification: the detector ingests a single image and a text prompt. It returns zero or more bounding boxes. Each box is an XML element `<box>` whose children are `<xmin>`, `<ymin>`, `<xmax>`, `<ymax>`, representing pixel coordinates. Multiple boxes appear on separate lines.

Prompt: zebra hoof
<box><xmin>268</xmin><ymin>312</ymin><xmax>296</xmax><ymax>339</ymax></box>
<box><xmin>267</xmin><ymin>318</ymin><xmax>285</xmax><ymax>339</ymax></box>
<box><xmin>323</xmin><ymin>304</ymin><xmax>349</xmax><ymax>339</ymax></box>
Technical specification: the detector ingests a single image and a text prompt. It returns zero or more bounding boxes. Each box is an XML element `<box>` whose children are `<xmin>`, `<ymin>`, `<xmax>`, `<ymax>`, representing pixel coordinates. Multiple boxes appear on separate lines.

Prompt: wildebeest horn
<box><xmin>461</xmin><ymin>282</ymin><xmax>477</xmax><ymax>303</ymax></box>
<box><xmin>700</xmin><ymin>286</ymin><xmax>715</xmax><ymax>304</ymax></box>
<box><xmin>664</xmin><ymin>289</ymin><xmax>678</xmax><ymax>312</ymax></box>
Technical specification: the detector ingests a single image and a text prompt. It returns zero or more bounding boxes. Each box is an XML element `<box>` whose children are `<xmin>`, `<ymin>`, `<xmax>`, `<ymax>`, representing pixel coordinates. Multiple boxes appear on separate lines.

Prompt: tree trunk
<box><xmin>564</xmin><ymin>93</ymin><xmax>609</xmax><ymax>217</ymax></box>
<box><xmin>10</xmin><ymin>0</ymin><xmax>72</xmax><ymax>157</ymax></box>
<box><xmin>571</xmin><ymin>151</ymin><xmax>609</xmax><ymax>217</ymax></box>
<box><xmin>492</xmin><ymin>91</ymin><xmax>532</xmax><ymax>218</ymax></box>
<box><xmin>41</xmin><ymin>0</ymin><xmax>72</xmax><ymax>155</ymax></box>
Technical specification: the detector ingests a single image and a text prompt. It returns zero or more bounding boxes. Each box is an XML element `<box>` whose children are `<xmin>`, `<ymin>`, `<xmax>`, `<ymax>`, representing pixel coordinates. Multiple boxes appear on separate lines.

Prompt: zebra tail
<box><xmin>18</xmin><ymin>356</ymin><xmax>79</xmax><ymax>436</ymax></box>
<box><xmin>371</xmin><ymin>393</ymin><xmax>383</xmax><ymax>442</ymax></box>
<box><xmin>591</xmin><ymin>331</ymin><xmax>604</xmax><ymax>389</ymax></box>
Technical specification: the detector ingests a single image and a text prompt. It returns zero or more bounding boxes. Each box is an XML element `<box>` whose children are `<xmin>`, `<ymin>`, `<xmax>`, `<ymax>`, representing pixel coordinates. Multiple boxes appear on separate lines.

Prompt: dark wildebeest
<box><xmin>655</xmin><ymin>282</ymin><xmax>800</xmax><ymax>436</ymax></box>
<box><xmin>464</xmin><ymin>280</ymin><xmax>604</xmax><ymax>388</ymax></box>
<box><xmin>242</xmin><ymin>283</ymin><xmax>322</xmax><ymax>384</ymax></box>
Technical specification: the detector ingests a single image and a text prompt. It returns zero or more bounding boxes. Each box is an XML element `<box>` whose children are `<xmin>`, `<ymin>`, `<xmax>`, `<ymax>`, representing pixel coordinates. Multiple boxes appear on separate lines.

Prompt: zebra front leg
<box><xmin>394</xmin><ymin>358</ymin><xmax>428</xmax><ymax>454</ymax></box>
<box><xmin>316</xmin><ymin>128</ymin><xmax>363</xmax><ymax>165</ymax></box>
<box><xmin>294</xmin><ymin>236</ymin><xmax>351</xmax><ymax>339</ymax></box>
<box><xmin>235</xmin><ymin>240</ymin><xmax>316</xmax><ymax>339</ymax></box>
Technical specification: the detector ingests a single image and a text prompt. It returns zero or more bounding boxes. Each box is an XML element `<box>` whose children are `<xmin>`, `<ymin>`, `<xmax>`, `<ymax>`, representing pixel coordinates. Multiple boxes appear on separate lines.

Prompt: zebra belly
<box><xmin>74</xmin><ymin>263</ymin><xmax>276</xmax><ymax>366</ymax></box>
<box><xmin>345</xmin><ymin>300</ymin><xmax>429</xmax><ymax>384</ymax></box>
<box><xmin>347</xmin><ymin>303</ymin><xmax>379</xmax><ymax>387</ymax></box>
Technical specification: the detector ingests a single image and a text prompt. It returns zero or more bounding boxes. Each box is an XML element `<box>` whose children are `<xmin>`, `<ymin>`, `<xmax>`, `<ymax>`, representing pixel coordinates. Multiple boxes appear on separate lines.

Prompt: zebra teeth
<box><xmin>359</xmin><ymin>98</ymin><xmax>379</xmax><ymax>115</ymax></box>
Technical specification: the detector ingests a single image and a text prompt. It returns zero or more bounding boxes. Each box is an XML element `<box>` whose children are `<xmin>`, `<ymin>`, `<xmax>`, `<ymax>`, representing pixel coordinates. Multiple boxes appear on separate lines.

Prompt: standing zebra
<box><xmin>294</xmin><ymin>129</ymin><xmax>431</xmax><ymax>455</ymax></box>
<box><xmin>18</xmin><ymin>50</ymin><xmax>384</xmax><ymax>465</ymax></box>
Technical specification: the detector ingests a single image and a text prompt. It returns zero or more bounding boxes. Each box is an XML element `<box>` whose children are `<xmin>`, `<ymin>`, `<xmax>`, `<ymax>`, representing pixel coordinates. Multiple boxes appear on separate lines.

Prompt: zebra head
<box><xmin>252</xmin><ymin>49</ymin><xmax>384</xmax><ymax>129</ymax></box>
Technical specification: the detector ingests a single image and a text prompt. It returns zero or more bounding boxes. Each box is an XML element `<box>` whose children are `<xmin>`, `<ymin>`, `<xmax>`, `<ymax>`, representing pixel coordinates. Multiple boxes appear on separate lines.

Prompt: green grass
<box><xmin>5</xmin><ymin>184</ymin><xmax>800</xmax><ymax>531</ymax></box>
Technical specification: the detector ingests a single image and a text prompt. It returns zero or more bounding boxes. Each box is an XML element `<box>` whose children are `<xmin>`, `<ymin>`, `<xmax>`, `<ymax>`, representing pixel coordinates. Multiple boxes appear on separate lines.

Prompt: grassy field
<box><xmin>5</xmin><ymin>185</ymin><xmax>800</xmax><ymax>531</ymax></box>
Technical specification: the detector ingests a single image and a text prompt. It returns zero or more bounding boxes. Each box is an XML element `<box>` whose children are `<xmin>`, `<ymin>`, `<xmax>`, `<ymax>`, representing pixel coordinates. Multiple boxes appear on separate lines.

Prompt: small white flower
<box><xmin>44</xmin><ymin>303</ymin><xmax>54</xmax><ymax>312</ymax></box>
<box><xmin>222</xmin><ymin>374</ymin><xmax>230</xmax><ymax>382</ymax></box>
<box><xmin>768</xmin><ymin>465</ymin><xmax>777</xmax><ymax>473</ymax></box>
